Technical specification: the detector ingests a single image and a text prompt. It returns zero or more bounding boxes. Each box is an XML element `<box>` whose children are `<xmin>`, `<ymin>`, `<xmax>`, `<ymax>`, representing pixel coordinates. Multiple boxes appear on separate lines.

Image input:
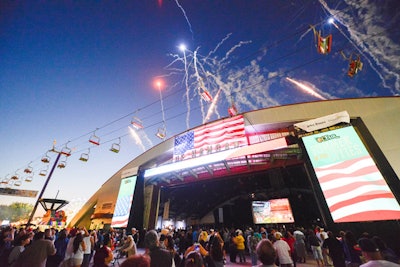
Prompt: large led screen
<box><xmin>111</xmin><ymin>176</ymin><xmax>137</xmax><ymax>228</ymax></box>
<box><xmin>302</xmin><ymin>126</ymin><xmax>400</xmax><ymax>222</ymax></box>
<box><xmin>252</xmin><ymin>198</ymin><xmax>294</xmax><ymax>224</ymax></box>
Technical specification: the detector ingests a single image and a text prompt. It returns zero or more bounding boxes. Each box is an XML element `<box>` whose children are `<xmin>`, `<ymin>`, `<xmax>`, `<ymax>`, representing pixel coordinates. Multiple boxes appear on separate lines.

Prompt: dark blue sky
<box><xmin>1</xmin><ymin>0</ymin><xmax>399</xmax><ymax>209</ymax></box>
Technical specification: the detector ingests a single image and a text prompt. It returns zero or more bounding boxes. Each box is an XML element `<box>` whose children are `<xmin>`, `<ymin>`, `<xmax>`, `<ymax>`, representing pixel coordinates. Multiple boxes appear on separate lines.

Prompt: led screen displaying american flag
<box><xmin>111</xmin><ymin>176</ymin><xmax>137</xmax><ymax>228</ymax></box>
<box><xmin>302</xmin><ymin>126</ymin><xmax>400</xmax><ymax>222</ymax></box>
<box><xmin>174</xmin><ymin>115</ymin><xmax>247</xmax><ymax>161</ymax></box>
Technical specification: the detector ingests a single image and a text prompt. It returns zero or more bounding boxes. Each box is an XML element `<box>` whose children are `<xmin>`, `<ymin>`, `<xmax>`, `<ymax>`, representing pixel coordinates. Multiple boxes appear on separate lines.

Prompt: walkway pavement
<box><xmin>109</xmin><ymin>248</ymin><xmax>318</xmax><ymax>267</ymax></box>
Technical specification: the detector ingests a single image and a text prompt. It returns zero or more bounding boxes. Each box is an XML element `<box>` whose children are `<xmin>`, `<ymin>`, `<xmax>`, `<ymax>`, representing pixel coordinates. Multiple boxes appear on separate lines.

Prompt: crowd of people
<box><xmin>1</xmin><ymin>224</ymin><xmax>399</xmax><ymax>267</ymax></box>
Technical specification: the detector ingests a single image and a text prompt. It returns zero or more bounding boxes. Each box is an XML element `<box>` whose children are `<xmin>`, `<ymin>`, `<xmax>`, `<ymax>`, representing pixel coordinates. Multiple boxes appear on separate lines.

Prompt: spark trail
<box><xmin>128</xmin><ymin>126</ymin><xmax>146</xmax><ymax>152</ymax></box>
<box><xmin>286</xmin><ymin>77</ymin><xmax>327</xmax><ymax>100</ymax></box>
<box><xmin>204</xmin><ymin>89</ymin><xmax>222</xmax><ymax>123</ymax></box>
<box><xmin>174</xmin><ymin>0</ymin><xmax>194</xmax><ymax>40</ymax></box>
<box><xmin>165</xmin><ymin>35</ymin><xmax>282</xmax><ymax>129</ymax></box>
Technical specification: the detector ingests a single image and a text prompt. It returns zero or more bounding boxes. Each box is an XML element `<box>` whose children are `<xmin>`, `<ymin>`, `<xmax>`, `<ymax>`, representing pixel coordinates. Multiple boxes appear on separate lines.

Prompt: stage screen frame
<box><xmin>252</xmin><ymin>198</ymin><xmax>295</xmax><ymax>224</ymax></box>
<box><xmin>302</xmin><ymin>126</ymin><xmax>400</xmax><ymax>223</ymax></box>
<box><xmin>111</xmin><ymin>176</ymin><xmax>137</xmax><ymax>228</ymax></box>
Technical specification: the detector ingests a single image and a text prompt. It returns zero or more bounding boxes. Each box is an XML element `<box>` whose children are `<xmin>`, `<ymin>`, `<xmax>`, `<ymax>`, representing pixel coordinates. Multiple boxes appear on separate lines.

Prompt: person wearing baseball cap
<box><xmin>358</xmin><ymin>238</ymin><xmax>400</xmax><ymax>267</ymax></box>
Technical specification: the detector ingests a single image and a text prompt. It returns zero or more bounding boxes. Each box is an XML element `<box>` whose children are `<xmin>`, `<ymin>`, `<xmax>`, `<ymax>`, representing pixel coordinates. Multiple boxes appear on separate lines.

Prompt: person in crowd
<box><xmin>14</xmin><ymin>231</ymin><xmax>56</xmax><ymax>267</ymax></box>
<box><xmin>144</xmin><ymin>230</ymin><xmax>172</xmax><ymax>267</ymax></box>
<box><xmin>234</xmin><ymin>229</ymin><xmax>246</xmax><ymax>263</ymax></box>
<box><xmin>159</xmin><ymin>234</ymin><xmax>167</xmax><ymax>249</ymax></box>
<box><xmin>317</xmin><ymin>227</ymin><xmax>333</xmax><ymax>267</ymax></box>
<box><xmin>47</xmin><ymin>229</ymin><xmax>69</xmax><ymax>267</ymax></box>
<box><xmin>81</xmin><ymin>228</ymin><xmax>92</xmax><ymax>267</ymax></box>
<box><xmin>89</xmin><ymin>230</ymin><xmax>98</xmax><ymax>262</ymax></box>
<box><xmin>185</xmin><ymin>251</ymin><xmax>205</xmax><ymax>267</ymax></box>
<box><xmin>7</xmin><ymin>233</ymin><xmax>31</xmax><ymax>267</ymax></box>
<box><xmin>228</xmin><ymin>231</ymin><xmax>238</xmax><ymax>263</ymax></box>
<box><xmin>248</xmin><ymin>229</ymin><xmax>261</xmax><ymax>266</ymax></box>
<box><xmin>293</xmin><ymin>228</ymin><xmax>307</xmax><ymax>264</ymax></box>
<box><xmin>121</xmin><ymin>235</ymin><xmax>137</xmax><ymax>258</ymax></box>
<box><xmin>358</xmin><ymin>238</ymin><xmax>400</xmax><ymax>267</ymax></box>
<box><xmin>0</xmin><ymin>226</ymin><xmax>15</xmax><ymax>265</ymax></box>
<box><xmin>308</xmin><ymin>229</ymin><xmax>324</xmax><ymax>267</ymax></box>
<box><xmin>372</xmin><ymin>236</ymin><xmax>400</xmax><ymax>264</ymax></box>
<box><xmin>273</xmin><ymin>232</ymin><xmax>293</xmax><ymax>267</ymax></box>
<box><xmin>342</xmin><ymin>231</ymin><xmax>362</xmax><ymax>267</ymax></box>
<box><xmin>45</xmin><ymin>228</ymin><xmax>55</xmax><ymax>242</ymax></box>
<box><xmin>322</xmin><ymin>231</ymin><xmax>346</xmax><ymax>267</ymax></box>
<box><xmin>164</xmin><ymin>234</ymin><xmax>181</xmax><ymax>267</ymax></box>
<box><xmin>283</xmin><ymin>230</ymin><xmax>297</xmax><ymax>267</ymax></box>
<box><xmin>120</xmin><ymin>254</ymin><xmax>151</xmax><ymax>267</ymax></box>
<box><xmin>198</xmin><ymin>231</ymin><xmax>208</xmax><ymax>249</ymax></box>
<box><xmin>71</xmin><ymin>232</ymin><xmax>86</xmax><ymax>267</ymax></box>
<box><xmin>131</xmin><ymin>228</ymin><xmax>139</xmax><ymax>245</ymax></box>
<box><xmin>93</xmin><ymin>233</ymin><xmax>114</xmax><ymax>267</ymax></box>
<box><xmin>209</xmin><ymin>234</ymin><xmax>224</xmax><ymax>267</ymax></box>
<box><xmin>257</xmin><ymin>238</ymin><xmax>278</xmax><ymax>267</ymax></box>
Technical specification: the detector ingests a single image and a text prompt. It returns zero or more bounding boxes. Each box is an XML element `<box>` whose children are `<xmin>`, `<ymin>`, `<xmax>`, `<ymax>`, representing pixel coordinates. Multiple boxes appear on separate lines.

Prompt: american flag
<box><xmin>303</xmin><ymin>126</ymin><xmax>400</xmax><ymax>223</ymax></box>
<box><xmin>314</xmin><ymin>155</ymin><xmax>400</xmax><ymax>222</ymax></box>
<box><xmin>174</xmin><ymin>115</ymin><xmax>247</xmax><ymax>160</ymax></box>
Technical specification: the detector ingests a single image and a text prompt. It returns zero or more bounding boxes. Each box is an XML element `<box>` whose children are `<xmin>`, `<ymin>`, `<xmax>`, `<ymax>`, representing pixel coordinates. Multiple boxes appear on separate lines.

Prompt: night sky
<box><xmin>1</xmin><ymin>0</ymin><xmax>399</xmax><ymax>215</ymax></box>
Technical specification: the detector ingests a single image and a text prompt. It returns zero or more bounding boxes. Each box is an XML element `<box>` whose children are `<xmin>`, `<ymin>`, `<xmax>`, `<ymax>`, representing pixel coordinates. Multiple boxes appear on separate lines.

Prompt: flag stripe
<box><xmin>174</xmin><ymin>115</ymin><xmax>247</xmax><ymax>159</ymax></box>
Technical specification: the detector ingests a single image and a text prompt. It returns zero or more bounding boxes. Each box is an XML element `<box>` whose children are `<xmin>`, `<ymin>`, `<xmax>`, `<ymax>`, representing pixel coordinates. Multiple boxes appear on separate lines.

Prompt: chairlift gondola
<box><xmin>39</xmin><ymin>170</ymin><xmax>47</xmax><ymax>176</ymax></box>
<box><xmin>57</xmin><ymin>160</ymin><xmax>67</xmax><ymax>169</ymax></box>
<box><xmin>1</xmin><ymin>178</ymin><xmax>9</xmax><ymax>184</ymax></box>
<box><xmin>11</xmin><ymin>171</ymin><xmax>19</xmax><ymax>180</ymax></box>
<box><xmin>228</xmin><ymin>104</ymin><xmax>238</xmax><ymax>117</ymax></box>
<box><xmin>311</xmin><ymin>25</ymin><xmax>332</xmax><ymax>55</ymax></box>
<box><xmin>25</xmin><ymin>175</ymin><xmax>33</xmax><ymax>182</ymax></box>
<box><xmin>61</xmin><ymin>144</ymin><xmax>72</xmax><ymax>157</ymax></box>
<box><xmin>110</xmin><ymin>138</ymin><xmax>121</xmax><ymax>153</ymax></box>
<box><xmin>79</xmin><ymin>149</ymin><xmax>90</xmax><ymax>162</ymax></box>
<box><xmin>156</xmin><ymin>127</ymin><xmax>166</xmax><ymax>139</ymax></box>
<box><xmin>24</xmin><ymin>162</ymin><xmax>33</xmax><ymax>174</ymax></box>
<box><xmin>89</xmin><ymin>132</ymin><xmax>100</xmax><ymax>146</ymax></box>
<box><xmin>200</xmin><ymin>90</ymin><xmax>213</xmax><ymax>102</ymax></box>
<box><xmin>341</xmin><ymin>52</ymin><xmax>363</xmax><ymax>78</ymax></box>
<box><xmin>131</xmin><ymin>117</ymin><xmax>144</xmax><ymax>129</ymax></box>
<box><xmin>14</xmin><ymin>180</ymin><xmax>22</xmax><ymax>186</ymax></box>
<box><xmin>41</xmin><ymin>152</ymin><xmax>51</xmax><ymax>163</ymax></box>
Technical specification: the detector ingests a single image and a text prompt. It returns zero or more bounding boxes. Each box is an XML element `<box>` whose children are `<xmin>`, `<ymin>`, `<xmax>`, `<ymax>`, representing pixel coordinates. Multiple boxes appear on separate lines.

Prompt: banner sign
<box><xmin>295</xmin><ymin>111</ymin><xmax>350</xmax><ymax>132</ymax></box>
<box><xmin>0</xmin><ymin>188</ymin><xmax>38</xmax><ymax>198</ymax></box>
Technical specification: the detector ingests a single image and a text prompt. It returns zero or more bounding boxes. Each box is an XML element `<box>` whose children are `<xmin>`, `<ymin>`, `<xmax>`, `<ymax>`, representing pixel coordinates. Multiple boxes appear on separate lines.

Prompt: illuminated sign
<box><xmin>252</xmin><ymin>198</ymin><xmax>294</xmax><ymax>224</ymax></box>
<box><xmin>111</xmin><ymin>176</ymin><xmax>137</xmax><ymax>228</ymax></box>
<box><xmin>302</xmin><ymin>126</ymin><xmax>400</xmax><ymax>222</ymax></box>
<box><xmin>144</xmin><ymin>136</ymin><xmax>290</xmax><ymax>178</ymax></box>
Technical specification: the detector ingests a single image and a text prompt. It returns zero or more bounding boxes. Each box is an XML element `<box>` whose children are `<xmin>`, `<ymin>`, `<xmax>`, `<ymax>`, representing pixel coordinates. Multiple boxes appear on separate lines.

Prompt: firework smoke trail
<box><xmin>221</xmin><ymin>41</ymin><xmax>252</xmax><ymax>63</ymax></box>
<box><xmin>174</xmin><ymin>0</ymin><xmax>194</xmax><ymax>40</ymax></box>
<box><xmin>165</xmin><ymin>36</ymin><xmax>280</xmax><ymax>125</ymax></box>
<box><xmin>181</xmin><ymin>48</ymin><xmax>191</xmax><ymax>129</ymax></box>
<box><xmin>204</xmin><ymin>89</ymin><xmax>222</xmax><ymax>123</ymax></box>
<box><xmin>286</xmin><ymin>77</ymin><xmax>327</xmax><ymax>100</ymax></box>
<box><xmin>128</xmin><ymin>126</ymin><xmax>146</xmax><ymax>152</ymax></box>
<box><xmin>206</xmin><ymin>33</ymin><xmax>232</xmax><ymax>59</ymax></box>
<box><xmin>193</xmin><ymin>49</ymin><xmax>207</xmax><ymax>122</ymax></box>
<box><xmin>319</xmin><ymin>0</ymin><xmax>399</xmax><ymax>94</ymax></box>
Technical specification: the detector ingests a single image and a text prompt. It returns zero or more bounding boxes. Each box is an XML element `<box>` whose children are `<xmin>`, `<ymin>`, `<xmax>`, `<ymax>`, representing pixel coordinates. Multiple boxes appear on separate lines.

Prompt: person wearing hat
<box><xmin>273</xmin><ymin>232</ymin><xmax>293</xmax><ymax>267</ymax></box>
<box><xmin>358</xmin><ymin>238</ymin><xmax>400</xmax><ymax>267</ymax></box>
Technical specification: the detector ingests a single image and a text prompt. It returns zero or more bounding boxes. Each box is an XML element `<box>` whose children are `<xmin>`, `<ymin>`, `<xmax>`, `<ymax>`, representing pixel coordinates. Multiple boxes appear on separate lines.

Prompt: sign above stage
<box><xmin>294</xmin><ymin>111</ymin><xmax>350</xmax><ymax>132</ymax></box>
<box><xmin>0</xmin><ymin>188</ymin><xmax>38</xmax><ymax>198</ymax></box>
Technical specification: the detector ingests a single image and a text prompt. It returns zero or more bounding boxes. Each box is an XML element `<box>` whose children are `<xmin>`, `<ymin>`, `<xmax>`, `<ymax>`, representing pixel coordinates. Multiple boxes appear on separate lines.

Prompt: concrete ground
<box><xmin>109</xmin><ymin>248</ymin><xmax>319</xmax><ymax>267</ymax></box>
